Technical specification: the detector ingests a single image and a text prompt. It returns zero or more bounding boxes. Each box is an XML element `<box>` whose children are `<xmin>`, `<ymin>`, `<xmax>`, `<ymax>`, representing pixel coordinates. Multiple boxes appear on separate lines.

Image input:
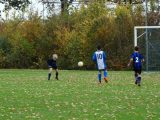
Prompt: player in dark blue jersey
<box><xmin>128</xmin><ymin>46</ymin><xmax>144</xmax><ymax>86</ymax></box>
<box><xmin>47</xmin><ymin>54</ymin><xmax>59</xmax><ymax>80</ymax></box>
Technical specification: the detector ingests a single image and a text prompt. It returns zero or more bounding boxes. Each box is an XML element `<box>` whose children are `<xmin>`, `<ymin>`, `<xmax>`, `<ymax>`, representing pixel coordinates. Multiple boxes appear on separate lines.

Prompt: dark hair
<box><xmin>97</xmin><ymin>45</ymin><xmax>101</xmax><ymax>50</ymax></box>
<box><xmin>135</xmin><ymin>46</ymin><xmax>139</xmax><ymax>51</ymax></box>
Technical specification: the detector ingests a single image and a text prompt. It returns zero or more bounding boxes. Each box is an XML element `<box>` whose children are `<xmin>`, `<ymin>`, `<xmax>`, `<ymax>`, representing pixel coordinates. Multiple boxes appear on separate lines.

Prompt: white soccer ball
<box><xmin>52</xmin><ymin>54</ymin><xmax>58</xmax><ymax>60</ymax></box>
<box><xmin>78</xmin><ymin>61</ymin><xmax>83</xmax><ymax>67</ymax></box>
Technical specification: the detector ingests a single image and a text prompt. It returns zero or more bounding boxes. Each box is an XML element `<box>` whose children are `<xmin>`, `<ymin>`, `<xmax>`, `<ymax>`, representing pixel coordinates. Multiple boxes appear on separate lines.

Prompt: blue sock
<box><xmin>98</xmin><ymin>73</ymin><xmax>101</xmax><ymax>83</ymax></box>
<box><xmin>104</xmin><ymin>70</ymin><xmax>107</xmax><ymax>78</ymax></box>
<box><xmin>48</xmin><ymin>73</ymin><xmax>51</xmax><ymax>80</ymax></box>
<box><xmin>135</xmin><ymin>76</ymin><xmax>138</xmax><ymax>82</ymax></box>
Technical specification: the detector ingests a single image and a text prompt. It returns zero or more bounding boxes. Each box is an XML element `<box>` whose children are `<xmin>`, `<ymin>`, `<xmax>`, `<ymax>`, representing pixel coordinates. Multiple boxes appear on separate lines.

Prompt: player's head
<box><xmin>52</xmin><ymin>54</ymin><xmax>58</xmax><ymax>60</ymax></box>
<box><xmin>97</xmin><ymin>45</ymin><xmax>101</xmax><ymax>50</ymax></box>
<box><xmin>134</xmin><ymin>46</ymin><xmax>139</xmax><ymax>51</ymax></box>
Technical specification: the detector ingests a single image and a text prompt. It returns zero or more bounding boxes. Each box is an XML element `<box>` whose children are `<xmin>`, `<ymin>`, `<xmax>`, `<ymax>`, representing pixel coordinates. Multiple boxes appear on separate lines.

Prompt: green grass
<box><xmin>0</xmin><ymin>70</ymin><xmax>160</xmax><ymax>120</ymax></box>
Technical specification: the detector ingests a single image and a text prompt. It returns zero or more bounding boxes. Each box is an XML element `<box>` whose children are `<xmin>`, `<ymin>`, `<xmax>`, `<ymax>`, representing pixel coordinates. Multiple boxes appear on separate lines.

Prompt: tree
<box><xmin>40</xmin><ymin>0</ymin><xmax>86</xmax><ymax>14</ymax></box>
<box><xmin>0</xmin><ymin>0</ymin><xmax>30</xmax><ymax>11</ymax></box>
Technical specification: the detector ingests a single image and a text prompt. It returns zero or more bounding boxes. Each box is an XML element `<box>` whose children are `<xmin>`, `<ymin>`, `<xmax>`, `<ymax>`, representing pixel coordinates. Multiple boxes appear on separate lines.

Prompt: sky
<box><xmin>0</xmin><ymin>0</ymin><xmax>156</xmax><ymax>20</ymax></box>
<box><xmin>0</xmin><ymin>0</ymin><xmax>135</xmax><ymax>20</ymax></box>
<box><xmin>0</xmin><ymin>0</ymin><xmax>89</xmax><ymax>20</ymax></box>
<box><xmin>0</xmin><ymin>0</ymin><xmax>81</xmax><ymax>20</ymax></box>
<box><xmin>0</xmin><ymin>0</ymin><xmax>52</xmax><ymax>19</ymax></box>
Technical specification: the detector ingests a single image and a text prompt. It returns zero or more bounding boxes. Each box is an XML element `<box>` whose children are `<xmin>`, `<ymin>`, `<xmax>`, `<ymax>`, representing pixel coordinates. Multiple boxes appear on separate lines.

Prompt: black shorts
<box><xmin>134</xmin><ymin>68</ymin><xmax>141</xmax><ymax>74</ymax></box>
<box><xmin>48</xmin><ymin>64</ymin><xmax>57</xmax><ymax>69</ymax></box>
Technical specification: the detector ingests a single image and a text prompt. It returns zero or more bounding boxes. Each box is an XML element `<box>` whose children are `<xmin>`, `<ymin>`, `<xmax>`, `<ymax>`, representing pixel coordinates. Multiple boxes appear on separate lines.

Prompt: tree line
<box><xmin>0</xmin><ymin>1</ymin><xmax>159</xmax><ymax>69</ymax></box>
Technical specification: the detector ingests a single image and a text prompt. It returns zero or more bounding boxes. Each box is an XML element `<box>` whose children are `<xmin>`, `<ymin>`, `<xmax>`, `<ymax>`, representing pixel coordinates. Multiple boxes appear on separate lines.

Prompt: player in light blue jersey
<box><xmin>92</xmin><ymin>45</ymin><xmax>108</xmax><ymax>83</ymax></box>
<box><xmin>128</xmin><ymin>46</ymin><xmax>144</xmax><ymax>86</ymax></box>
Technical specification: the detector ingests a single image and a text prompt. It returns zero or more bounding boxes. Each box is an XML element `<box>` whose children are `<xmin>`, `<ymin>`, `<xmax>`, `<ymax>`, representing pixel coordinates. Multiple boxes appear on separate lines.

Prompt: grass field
<box><xmin>0</xmin><ymin>69</ymin><xmax>160</xmax><ymax>120</ymax></box>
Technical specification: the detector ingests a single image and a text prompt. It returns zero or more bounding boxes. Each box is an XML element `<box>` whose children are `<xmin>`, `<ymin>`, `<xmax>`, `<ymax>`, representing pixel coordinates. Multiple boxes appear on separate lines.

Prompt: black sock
<box><xmin>135</xmin><ymin>73</ymin><xmax>138</xmax><ymax>83</ymax></box>
<box><xmin>48</xmin><ymin>73</ymin><xmax>51</xmax><ymax>80</ymax></box>
<box><xmin>56</xmin><ymin>72</ymin><xmax>58</xmax><ymax>80</ymax></box>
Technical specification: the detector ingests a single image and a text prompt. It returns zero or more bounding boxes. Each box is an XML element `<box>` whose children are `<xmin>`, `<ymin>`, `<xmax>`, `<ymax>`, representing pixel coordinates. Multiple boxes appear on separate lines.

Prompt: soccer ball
<box><xmin>52</xmin><ymin>54</ymin><xmax>58</xmax><ymax>60</ymax></box>
<box><xmin>78</xmin><ymin>61</ymin><xmax>83</xmax><ymax>67</ymax></box>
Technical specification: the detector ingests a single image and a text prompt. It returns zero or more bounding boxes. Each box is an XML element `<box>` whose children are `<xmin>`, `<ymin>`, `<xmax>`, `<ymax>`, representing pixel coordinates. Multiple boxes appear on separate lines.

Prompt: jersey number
<box><xmin>135</xmin><ymin>57</ymin><xmax>139</xmax><ymax>63</ymax></box>
<box><xmin>97</xmin><ymin>54</ymin><xmax>102</xmax><ymax>59</ymax></box>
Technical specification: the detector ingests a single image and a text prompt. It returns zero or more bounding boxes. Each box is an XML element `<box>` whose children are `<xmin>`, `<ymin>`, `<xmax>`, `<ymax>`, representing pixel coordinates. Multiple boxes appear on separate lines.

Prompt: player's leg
<box><xmin>48</xmin><ymin>67</ymin><xmax>53</xmax><ymax>80</ymax></box>
<box><xmin>134</xmin><ymin>69</ymin><xmax>138</xmax><ymax>84</ymax></box>
<box><xmin>98</xmin><ymin>70</ymin><xmax>102</xmax><ymax>83</ymax></box>
<box><xmin>103</xmin><ymin>69</ymin><xmax>108</xmax><ymax>83</ymax></box>
<box><xmin>55</xmin><ymin>69</ymin><xmax>59</xmax><ymax>80</ymax></box>
<box><xmin>137</xmin><ymin>70</ymin><xmax>142</xmax><ymax>86</ymax></box>
<box><xmin>134</xmin><ymin>68</ymin><xmax>138</xmax><ymax>84</ymax></box>
<box><xmin>52</xmin><ymin>64</ymin><xmax>59</xmax><ymax>80</ymax></box>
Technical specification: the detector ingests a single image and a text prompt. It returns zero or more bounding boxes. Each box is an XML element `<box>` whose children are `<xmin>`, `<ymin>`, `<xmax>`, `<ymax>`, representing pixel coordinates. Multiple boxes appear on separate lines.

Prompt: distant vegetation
<box><xmin>0</xmin><ymin>1</ymin><xmax>159</xmax><ymax>69</ymax></box>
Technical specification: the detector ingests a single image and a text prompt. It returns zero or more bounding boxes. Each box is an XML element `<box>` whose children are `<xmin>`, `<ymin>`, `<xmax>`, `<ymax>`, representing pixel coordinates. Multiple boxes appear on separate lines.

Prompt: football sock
<box><xmin>136</xmin><ymin>76</ymin><xmax>139</xmax><ymax>83</ymax></box>
<box><xmin>135</xmin><ymin>73</ymin><xmax>138</xmax><ymax>79</ymax></box>
<box><xmin>48</xmin><ymin>73</ymin><xmax>51</xmax><ymax>80</ymax></box>
<box><xmin>137</xmin><ymin>75</ymin><xmax>141</xmax><ymax>84</ymax></box>
<box><xmin>56</xmin><ymin>72</ymin><xmax>58</xmax><ymax>80</ymax></box>
<box><xmin>104</xmin><ymin>70</ymin><xmax>108</xmax><ymax>78</ymax></box>
<box><xmin>135</xmin><ymin>79</ymin><xmax>138</xmax><ymax>84</ymax></box>
<box><xmin>135</xmin><ymin>73</ymin><xmax>138</xmax><ymax>84</ymax></box>
<box><xmin>98</xmin><ymin>73</ymin><xmax>101</xmax><ymax>83</ymax></box>
<box><xmin>139</xmin><ymin>76</ymin><xmax>141</xmax><ymax>83</ymax></box>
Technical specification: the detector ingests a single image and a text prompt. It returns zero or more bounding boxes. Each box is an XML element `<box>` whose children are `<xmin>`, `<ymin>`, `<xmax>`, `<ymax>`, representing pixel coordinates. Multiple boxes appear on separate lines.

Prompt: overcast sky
<box><xmin>0</xmin><ymin>0</ymin><xmax>50</xmax><ymax>19</ymax></box>
<box><xmin>0</xmin><ymin>0</ymin><xmax>83</xmax><ymax>19</ymax></box>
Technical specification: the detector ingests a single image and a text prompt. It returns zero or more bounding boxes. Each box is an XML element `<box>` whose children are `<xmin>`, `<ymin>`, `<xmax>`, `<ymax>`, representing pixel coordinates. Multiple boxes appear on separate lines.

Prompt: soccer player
<box><xmin>47</xmin><ymin>54</ymin><xmax>59</xmax><ymax>80</ymax></box>
<box><xmin>92</xmin><ymin>45</ymin><xmax>108</xmax><ymax>83</ymax></box>
<box><xmin>128</xmin><ymin>46</ymin><xmax>144</xmax><ymax>86</ymax></box>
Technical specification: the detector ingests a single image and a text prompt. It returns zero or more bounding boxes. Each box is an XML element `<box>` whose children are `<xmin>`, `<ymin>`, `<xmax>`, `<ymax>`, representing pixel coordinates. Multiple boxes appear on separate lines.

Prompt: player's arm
<box><xmin>47</xmin><ymin>59</ymin><xmax>52</xmax><ymax>66</ymax></box>
<box><xmin>128</xmin><ymin>54</ymin><xmax>134</xmax><ymax>67</ymax></box>
<box><xmin>141</xmin><ymin>54</ymin><xmax>145</xmax><ymax>62</ymax></box>
<box><xmin>127</xmin><ymin>58</ymin><xmax>133</xmax><ymax>67</ymax></box>
<box><xmin>103</xmin><ymin>51</ymin><xmax>107</xmax><ymax>60</ymax></box>
<box><xmin>92</xmin><ymin>53</ymin><xmax>96</xmax><ymax>62</ymax></box>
